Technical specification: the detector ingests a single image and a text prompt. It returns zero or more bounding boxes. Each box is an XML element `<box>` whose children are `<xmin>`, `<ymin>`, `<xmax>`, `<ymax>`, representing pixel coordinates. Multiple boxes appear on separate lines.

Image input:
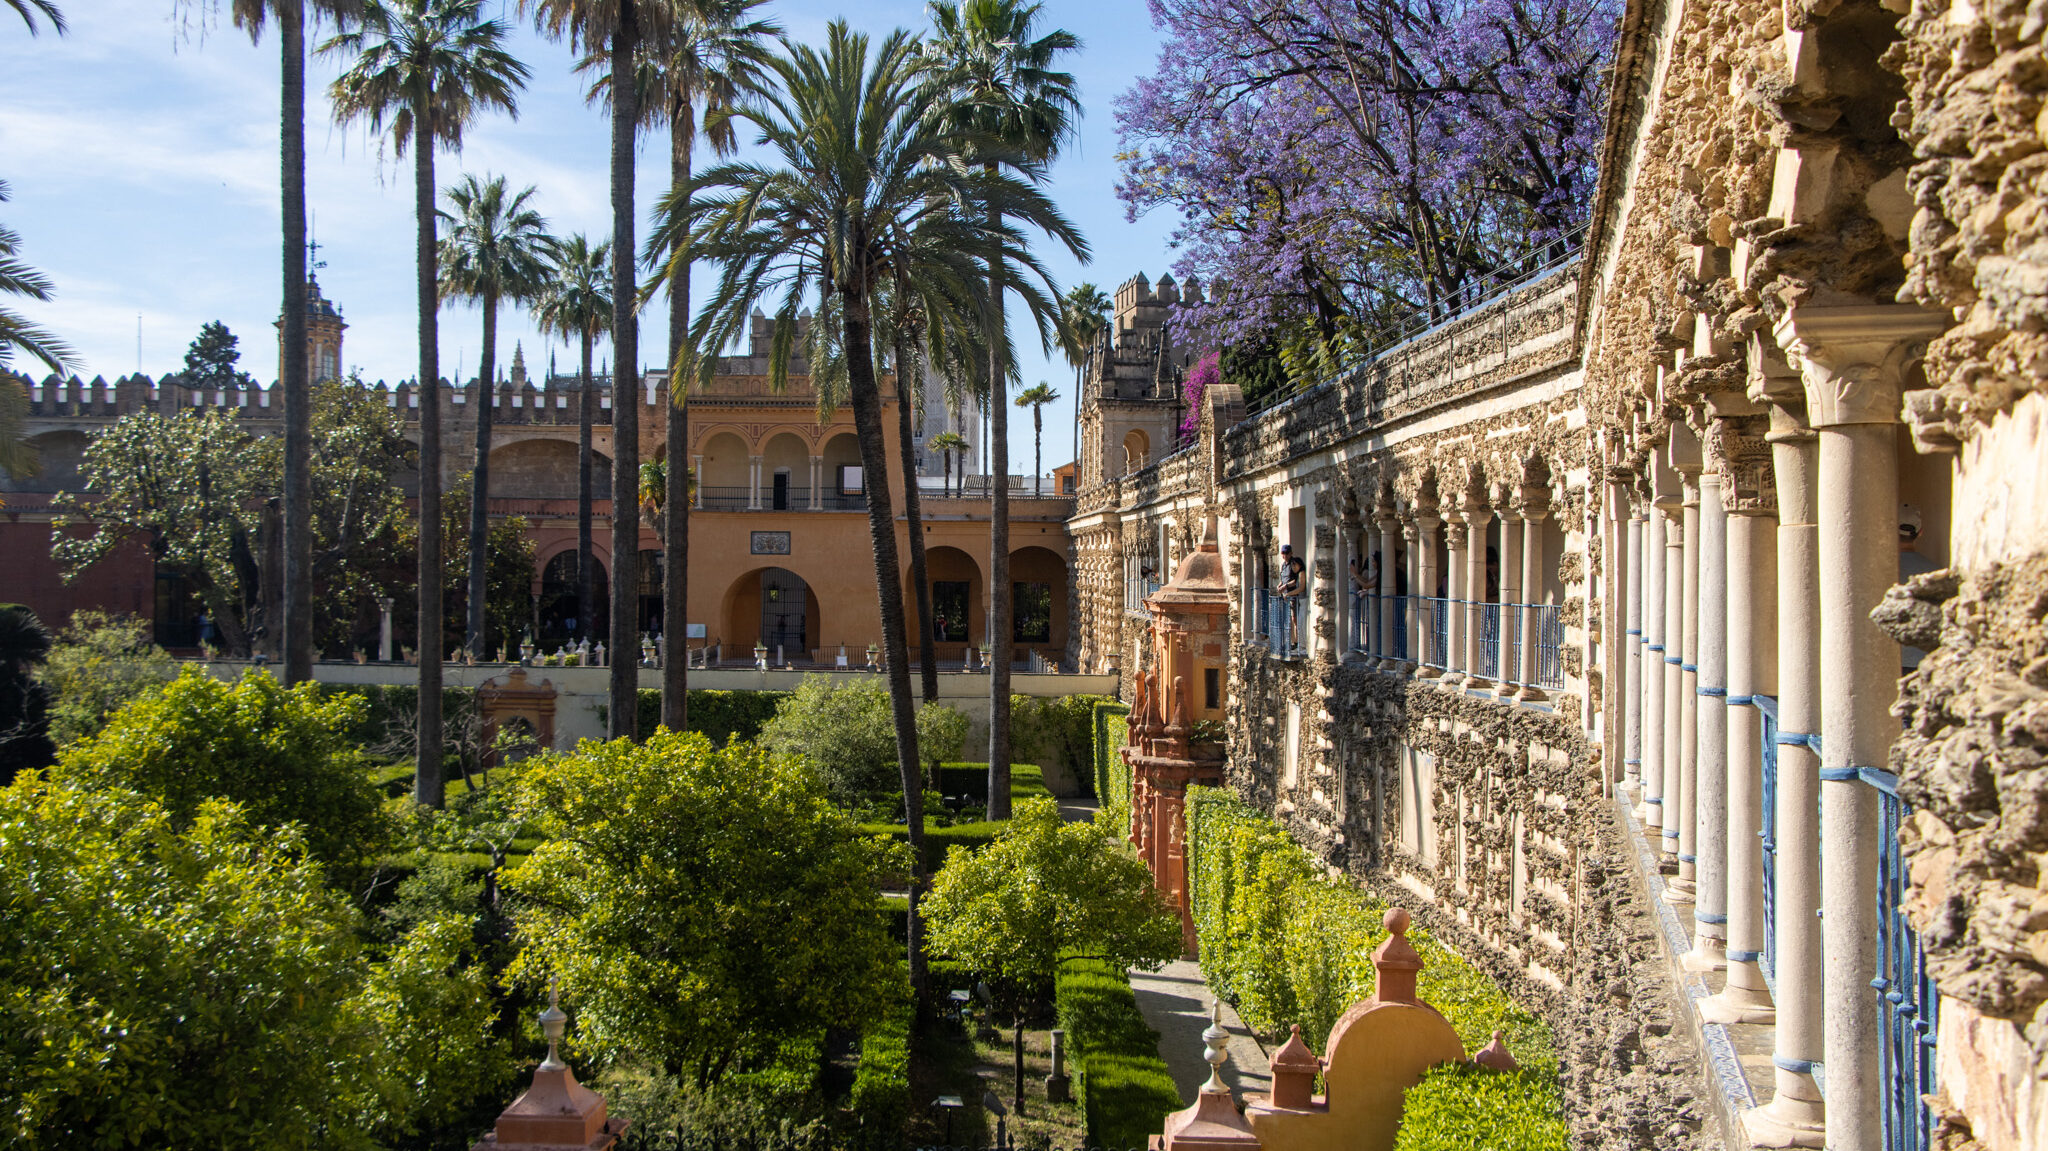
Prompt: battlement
<box><xmin>1112</xmin><ymin>271</ymin><xmax>1206</xmax><ymax>335</ymax></box>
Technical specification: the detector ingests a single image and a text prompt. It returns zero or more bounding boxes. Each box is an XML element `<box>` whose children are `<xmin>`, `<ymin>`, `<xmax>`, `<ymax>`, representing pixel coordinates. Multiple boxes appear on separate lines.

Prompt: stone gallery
<box><xmin>1070</xmin><ymin>0</ymin><xmax>2048</xmax><ymax>1146</ymax></box>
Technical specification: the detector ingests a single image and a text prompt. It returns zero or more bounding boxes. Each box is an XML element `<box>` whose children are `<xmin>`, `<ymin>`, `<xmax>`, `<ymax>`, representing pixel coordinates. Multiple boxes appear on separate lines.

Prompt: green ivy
<box><xmin>1182</xmin><ymin>787</ymin><xmax>1564</xmax><ymax>1149</ymax></box>
<box><xmin>1054</xmin><ymin>955</ymin><xmax>1181</xmax><ymax>1149</ymax></box>
<box><xmin>1091</xmin><ymin>701</ymin><xmax>1130</xmax><ymax>821</ymax></box>
<box><xmin>1010</xmin><ymin>694</ymin><xmax>1113</xmax><ymax>789</ymax></box>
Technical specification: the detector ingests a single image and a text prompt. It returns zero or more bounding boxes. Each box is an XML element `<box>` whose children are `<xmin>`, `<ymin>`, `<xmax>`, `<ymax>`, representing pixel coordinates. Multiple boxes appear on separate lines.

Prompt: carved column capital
<box><xmin>1707</xmin><ymin>411</ymin><xmax>1777</xmax><ymax>515</ymax></box>
<box><xmin>1773</xmin><ymin>304</ymin><xmax>1947</xmax><ymax>429</ymax></box>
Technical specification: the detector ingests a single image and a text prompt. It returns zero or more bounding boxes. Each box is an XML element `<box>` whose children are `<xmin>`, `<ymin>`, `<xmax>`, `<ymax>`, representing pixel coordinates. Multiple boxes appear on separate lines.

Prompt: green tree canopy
<box><xmin>504</xmin><ymin>731</ymin><xmax>903</xmax><ymax>1086</ymax></box>
<box><xmin>54</xmin><ymin>667</ymin><xmax>388</xmax><ymax>869</ymax></box>
<box><xmin>35</xmin><ymin>610</ymin><xmax>178</xmax><ymax>748</ymax></box>
<box><xmin>0</xmin><ymin>776</ymin><xmax>369</xmax><ymax>1148</ymax></box>
<box><xmin>0</xmin><ymin>604</ymin><xmax>54</xmax><ymax>782</ymax></box>
<box><xmin>179</xmin><ymin>320</ymin><xmax>258</xmax><ymax>390</ymax></box>
<box><xmin>759</xmin><ymin>675</ymin><xmax>968</xmax><ymax>803</ymax></box>
<box><xmin>922</xmin><ymin>798</ymin><xmax>1182</xmax><ymax>986</ymax></box>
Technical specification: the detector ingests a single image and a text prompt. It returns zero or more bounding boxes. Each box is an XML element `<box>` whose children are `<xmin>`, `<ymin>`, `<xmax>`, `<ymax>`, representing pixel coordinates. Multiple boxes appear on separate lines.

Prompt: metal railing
<box><xmin>1245</xmin><ymin>224</ymin><xmax>1589</xmax><ymax>416</ymax></box>
<box><xmin>1250</xmin><ymin>589</ymin><xmax>1300</xmax><ymax>656</ymax></box>
<box><xmin>695</xmin><ymin>485</ymin><xmax>867</xmax><ymax>512</ymax></box>
<box><xmin>1528</xmin><ymin>603</ymin><xmax>1563</xmax><ymax>690</ymax></box>
<box><xmin>1348</xmin><ymin>592</ymin><xmax>1412</xmax><ymax>662</ymax></box>
<box><xmin>1475</xmin><ymin>602</ymin><xmax>1501</xmax><ymax>682</ymax></box>
<box><xmin>1757</xmin><ymin>695</ymin><xmax>1781</xmax><ymax>984</ymax></box>
<box><xmin>1875</xmin><ymin>771</ymin><xmax>1938</xmax><ymax>1151</ymax></box>
<box><xmin>1126</xmin><ymin>577</ymin><xmax>1160</xmax><ymax>619</ymax></box>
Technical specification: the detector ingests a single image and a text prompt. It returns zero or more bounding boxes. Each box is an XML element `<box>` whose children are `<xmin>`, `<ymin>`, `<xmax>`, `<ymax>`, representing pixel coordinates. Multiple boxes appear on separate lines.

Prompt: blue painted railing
<box><xmin>1757</xmin><ymin>695</ymin><xmax>1781</xmax><ymax>984</ymax></box>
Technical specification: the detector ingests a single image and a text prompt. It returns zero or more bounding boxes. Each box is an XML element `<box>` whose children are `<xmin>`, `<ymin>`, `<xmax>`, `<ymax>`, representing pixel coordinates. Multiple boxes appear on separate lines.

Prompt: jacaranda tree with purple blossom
<box><xmin>1118</xmin><ymin>0</ymin><xmax>1617</xmax><ymax>359</ymax></box>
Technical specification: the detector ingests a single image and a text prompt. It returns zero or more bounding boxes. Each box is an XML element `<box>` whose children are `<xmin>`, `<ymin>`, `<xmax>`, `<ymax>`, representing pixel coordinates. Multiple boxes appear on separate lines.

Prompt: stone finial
<box><xmin>1474</xmin><ymin>1030</ymin><xmax>1520</xmax><ymax>1071</ymax></box>
<box><xmin>538</xmin><ymin>976</ymin><xmax>568</xmax><ymax>1071</ymax></box>
<box><xmin>1371</xmin><ymin>908</ymin><xmax>1424</xmax><ymax>1005</ymax></box>
<box><xmin>473</xmin><ymin>978</ymin><xmax>627</xmax><ymax>1151</ymax></box>
<box><xmin>1201</xmin><ymin>1001</ymin><xmax>1231</xmax><ymax>1093</ymax></box>
<box><xmin>1268</xmin><ymin>1023</ymin><xmax>1321</xmax><ymax>1110</ymax></box>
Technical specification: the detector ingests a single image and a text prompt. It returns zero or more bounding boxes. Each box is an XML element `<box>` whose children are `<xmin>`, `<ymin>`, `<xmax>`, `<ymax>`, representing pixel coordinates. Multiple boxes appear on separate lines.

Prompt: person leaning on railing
<box><xmin>1277</xmin><ymin>543</ymin><xmax>1306</xmax><ymax>653</ymax></box>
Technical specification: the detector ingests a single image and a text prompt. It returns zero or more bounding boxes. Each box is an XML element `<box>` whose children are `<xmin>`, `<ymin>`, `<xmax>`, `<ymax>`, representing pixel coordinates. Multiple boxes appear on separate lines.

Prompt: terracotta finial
<box><xmin>1371</xmin><ymin>907</ymin><xmax>1425</xmax><ymax>1005</ymax></box>
<box><xmin>1474</xmin><ymin>1030</ymin><xmax>1520</xmax><ymax>1071</ymax></box>
<box><xmin>1268</xmin><ymin>1023</ymin><xmax>1321</xmax><ymax>1110</ymax></box>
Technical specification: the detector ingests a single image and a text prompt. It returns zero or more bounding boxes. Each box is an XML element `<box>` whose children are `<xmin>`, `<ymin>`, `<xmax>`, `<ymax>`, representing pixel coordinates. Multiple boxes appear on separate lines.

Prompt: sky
<box><xmin>3</xmin><ymin>0</ymin><xmax>1183</xmax><ymax>472</ymax></box>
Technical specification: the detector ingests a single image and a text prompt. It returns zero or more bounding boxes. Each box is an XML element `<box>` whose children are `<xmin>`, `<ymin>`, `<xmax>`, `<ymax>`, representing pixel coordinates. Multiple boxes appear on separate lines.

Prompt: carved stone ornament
<box><xmin>1773</xmin><ymin>304</ymin><xmax>1948</xmax><ymax>428</ymax></box>
<box><xmin>1707</xmin><ymin>414</ymin><xmax>1776</xmax><ymax>514</ymax></box>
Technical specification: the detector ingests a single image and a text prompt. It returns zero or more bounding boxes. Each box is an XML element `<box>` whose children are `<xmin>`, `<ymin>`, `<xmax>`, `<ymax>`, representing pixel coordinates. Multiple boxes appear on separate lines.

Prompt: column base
<box><xmin>1680</xmin><ymin>932</ymin><xmax>1727</xmax><ymax>972</ymax></box>
<box><xmin>1743</xmin><ymin>1087</ymin><xmax>1826</xmax><ymax>1148</ymax></box>
<box><xmin>1662</xmin><ymin>876</ymin><xmax>1695</xmax><ymax>905</ymax></box>
<box><xmin>1463</xmin><ymin>676</ymin><xmax>1493</xmax><ymax>693</ymax></box>
<box><xmin>1512</xmin><ymin>684</ymin><xmax>1548</xmax><ymax>703</ymax></box>
<box><xmin>1698</xmin><ymin>965</ymin><xmax>1776</xmax><ymax>1024</ymax></box>
<box><xmin>1440</xmin><ymin>671</ymin><xmax>1467</xmax><ymax>687</ymax></box>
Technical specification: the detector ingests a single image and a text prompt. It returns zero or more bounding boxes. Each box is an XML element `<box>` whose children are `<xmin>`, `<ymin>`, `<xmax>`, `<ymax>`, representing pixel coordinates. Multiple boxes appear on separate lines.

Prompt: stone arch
<box><xmin>761</xmin><ymin>431</ymin><xmax>811</xmax><ymax>510</ymax></box>
<box><xmin>1009</xmin><ymin>544</ymin><xmax>1069</xmax><ymax>653</ymax></box>
<box><xmin>718</xmin><ymin>565</ymin><xmax>822</xmax><ymax>657</ymax></box>
<box><xmin>820</xmin><ymin>432</ymin><xmax>863</xmax><ymax>504</ymax></box>
<box><xmin>478</xmin><ymin>668</ymin><xmax>557</xmax><ymax>764</ymax></box>
<box><xmin>535</xmin><ymin>547</ymin><xmax>607</xmax><ymax>645</ymax></box>
<box><xmin>913</xmin><ymin>544</ymin><xmax>984</xmax><ymax>653</ymax></box>
<box><xmin>1122</xmin><ymin>428</ymin><xmax>1150</xmax><ymax>473</ymax></box>
<box><xmin>489</xmin><ymin>437</ymin><xmax>609</xmax><ymax>500</ymax></box>
<box><xmin>697</xmin><ymin>430</ymin><xmax>750</xmax><ymax>505</ymax></box>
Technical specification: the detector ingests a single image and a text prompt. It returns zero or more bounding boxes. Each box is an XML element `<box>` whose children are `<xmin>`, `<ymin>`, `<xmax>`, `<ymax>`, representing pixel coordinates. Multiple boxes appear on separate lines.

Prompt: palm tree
<box><xmin>1059</xmin><ymin>281</ymin><xmax>1108</xmax><ymax>480</ymax></box>
<box><xmin>929</xmin><ymin>431</ymin><xmax>969</xmax><ymax>498</ymax></box>
<box><xmin>658</xmin><ymin>21</ymin><xmax>1082</xmax><ymax>994</ymax></box>
<box><xmin>5</xmin><ymin>0</ymin><xmax>64</xmax><ymax>35</ymax></box>
<box><xmin>533</xmin><ymin>233</ymin><xmax>611</xmax><ymax>644</ymax></box>
<box><xmin>645</xmin><ymin>0</ymin><xmax>778</xmax><ymax>734</ymax></box>
<box><xmin>1015</xmin><ymin>381</ymin><xmax>1056</xmax><ymax>497</ymax></box>
<box><xmin>524</xmin><ymin>0</ymin><xmax>674</xmax><ymax>743</ymax></box>
<box><xmin>439</xmin><ymin>174</ymin><xmax>553</xmax><ymax>660</ymax></box>
<box><xmin>324</xmin><ymin>0</ymin><xmax>526</xmax><ymax>808</ymax></box>
<box><xmin>216</xmin><ymin>0</ymin><xmax>365</xmax><ymax>687</ymax></box>
<box><xmin>923</xmin><ymin>0</ymin><xmax>1082</xmax><ymax>819</ymax></box>
<box><xmin>0</xmin><ymin>182</ymin><xmax>78</xmax><ymax>383</ymax></box>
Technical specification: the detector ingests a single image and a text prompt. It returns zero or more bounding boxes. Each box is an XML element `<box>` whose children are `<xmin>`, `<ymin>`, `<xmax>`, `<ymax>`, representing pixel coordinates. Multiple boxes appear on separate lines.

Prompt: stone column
<box><xmin>1659</xmin><ymin>496</ymin><xmax>1686</xmax><ymax>875</ymax></box>
<box><xmin>1495</xmin><ymin>495</ymin><xmax>1523</xmax><ymax>698</ymax></box>
<box><xmin>1625</xmin><ymin>511</ymin><xmax>1645</xmax><ymax>793</ymax></box>
<box><xmin>1703</xmin><ymin>406</ymin><xmax>1778</xmax><ymax>1025</ymax></box>
<box><xmin>1669</xmin><ymin>457</ymin><xmax>1703</xmax><ymax>902</ymax></box>
<box><xmin>1777</xmin><ymin>304</ymin><xmax>1944</xmax><ymax>1151</ymax></box>
<box><xmin>1684</xmin><ymin>468</ymin><xmax>1729</xmax><ymax>970</ymax></box>
<box><xmin>1745</xmin><ymin>348</ymin><xmax>1825</xmax><ymax>1146</ymax></box>
<box><xmin>748</xmin><ymin>454</ymin><xmax>763</xmax><ymax>510</ymax></box>
<box><xmin>1463</xmin><ymin>489</ymin><xmax>1493</xmax><ymax>691</ymax></box>
<box><xmin>810</xmin><ymin>455</ymin><xmax>824</xmax><ymax>510</ymax></box>
<box><xmin>1442</xmin><ymin>500</ymin><xmax>1468</xmax><ymax>684</ymax></box>
<box><xmin>1516</xmin><ymin>488</ymin><xmax>1551</xmax><ymax>701</ymax></box>
<box><xmin>691</xmin><ymin>454</ymin><xmax>704</xmax><ymax>509</ymax></box>
<box><xmin>1376</xmin><ymin>509</ymin><xmax>1401</xmax><ymax>670</ymax></box>
<box><xmin>1409</xmin><ymin>511</ymin><xmax>1435</xmax><ymax>677</ymax></box>
<box><xmin>1643</xmin><ymin>502</ymin><xmax>1667</xmax><ymax>834</ymax></box>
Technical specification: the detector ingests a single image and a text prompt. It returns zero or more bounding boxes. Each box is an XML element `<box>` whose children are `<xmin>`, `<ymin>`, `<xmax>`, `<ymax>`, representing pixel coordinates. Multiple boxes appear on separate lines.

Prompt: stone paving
<box><xmin>1127</xmin><ymin>959</ymin><xmax>1272</xmax><ymax>1105</ymax></box>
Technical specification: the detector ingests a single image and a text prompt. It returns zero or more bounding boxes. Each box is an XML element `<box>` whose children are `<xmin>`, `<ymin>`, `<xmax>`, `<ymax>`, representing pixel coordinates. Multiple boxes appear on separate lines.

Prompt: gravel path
<box><xmin>1127</xmin><ymin>959</ymin><xmax>1272</xmax><ymax>1105</ymax></box>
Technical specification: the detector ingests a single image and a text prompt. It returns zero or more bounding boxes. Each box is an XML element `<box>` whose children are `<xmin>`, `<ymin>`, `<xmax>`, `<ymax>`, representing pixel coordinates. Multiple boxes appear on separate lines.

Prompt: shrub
<box><xmin>601</xmin><ymin>1065</ymin><xmax>833</xmax><ymax>1151</ymax></box>
<box><xmin>934</xmin><ymin>761</ymin><xmax>1050</xmax><ymax>804</ymax></box>
<box><xmin>760</xmin><ymin>676</ymin><xmax>966</xmax><ymax>802</ymax></box>
<box><xmin>858</xmin><ymin>820</ymin><xmax>1005</xmax><ymax>877</ymax></box>
<box><xmin>58</xmin><ymin>667</ymin><xmax>389</xmax><ymax>869</ymax></box>
<box><xmin>36</xmin><ymin>610</ymin><xmax>177</xmax><ymax>748</ymax></box>
<box><xmin>1182</xmin><ymin>787</ymin><xmax>1562</xmax><ymax>1144</ymax></box>
<box><xmin>1055</xmin><ymin>955</ymin><xmax>1181</xmax><ymax>1149</ymax></box>
<box><xmin>1092</xmin><ymin>701</ymin><xmax>1131</xmax><ymax>818</ymax></box>
<box><xmin>633</xmin><ymin>688</ymin><xmax>790</xmax><ymax>745</ymax></box>
<box><xmin>850</xmin><ymin>988</ymin><xmax>913</xmax><ymax>1135</ymax></box>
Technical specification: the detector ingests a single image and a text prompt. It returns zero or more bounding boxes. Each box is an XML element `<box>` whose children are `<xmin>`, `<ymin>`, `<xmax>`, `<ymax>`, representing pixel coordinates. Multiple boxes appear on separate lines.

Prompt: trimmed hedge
<box><xmin>1055</xmin><ymin>955</ymin><xmax>1180</xmax><ymax>1149</ymax></box>
<box><xmin>850</xmin><ymin>990</ymin><xmax>913</xmax><ymax>1135</ymax></box>
<box><xmin>1091</xmin><ymin>701</ymin><xmax>1130</xmax><ymax>821</ymax></box>
<box><xmin>933</xmin><ymin>762</ymin><xmax>1051</xmax><ymax>804</ymax></box>
<box><xmin>1010</xmin><ymin>694</ymin><xmax>1113</xmax><ymax>792</ymax></box>
<box><xmin>1184</xmin><ymin>786</ymin><xmax>1564</xmax><ymax>1150</ymax></box>
<box><xmin>633</xmin><ymin>688</ymin><xmax>788</xmax><ymax>745</ymax></box>
<box><xmin>857</xmin><ymin>821</ymin><xmax>1005</xmax><ymax>876</ymax></box>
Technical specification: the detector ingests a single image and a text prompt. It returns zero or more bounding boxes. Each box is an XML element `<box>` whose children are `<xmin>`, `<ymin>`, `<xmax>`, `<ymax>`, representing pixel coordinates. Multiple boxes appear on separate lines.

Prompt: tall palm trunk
<box><xmin>986</xmin><ymin>190</ymin><xmax>1012</xmax><ymax>820</ymax></box>
<box><xmin>892</xmin><ymin>329</ymin><xmax>938</xmax><ymax>704</ymax></box>
<box><xmin>281</xmin><ymin>0</ymin><xmax>312</xmax><ymax>682</ymax></box>
<box><xmin>577</xmin><ymin>330</ymin><xmax>594</xmax><ymax>643</ymax></box>
<box><xmin>662</xmin><ymin>128</ymin><xmax>690</xmax><ymax>733</ymax></box>
<box><xmin>467</xmin><ymin>292</ymin><xmax>498</xmax><ymax>659</ymax></box>
<box><xmin>1032</xmin><ymin>405</ymin><xmax>1041</xmax><ymax>498</ymax></box>
<box><xmin>842</xmin><ymin>288</ymin><xmax>926</xmax><ymax>998</ymax></box>
<box><xmin>607</xmin><ymin>6</ymin><xmax>641</xmax><ymax>742</ymax></box>
<box><xmin>413</xmin><ymin>79</ymin><xmax>445</xmax><ymax>808</ymax></box>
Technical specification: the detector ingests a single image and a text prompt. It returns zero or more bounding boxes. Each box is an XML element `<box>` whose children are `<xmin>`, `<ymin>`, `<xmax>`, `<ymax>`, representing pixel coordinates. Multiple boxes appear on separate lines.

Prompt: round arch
<box><xmin>718</xmin><ymin>565</ymin><xmax>822</xmax><ymax>659</ymax></box>
<box><xmin>1009</xmin><ymin>544</ymin><xmax>1069</xmax><ymax>654</ymax></box>
<box><xmin>697</xmin><ymin>431</ymin><xmax>751</xmax><ymax>506</ymax></box>
<box><xmin>489</xmin><ymin>437</ymin><xmax>611</xmax><ymax>500</ymax></box>
<box><xmin>761</xmin><ymin>431</ymin><xmax>812</xmax><ymax>510</ymax></box>
<box><xmin>908</xmin><ymin>545</ymin><xmax>984</xmax><ymax>654</ymax></box>
<box><xmin>1122</xmin><ymin>429</ymin><xmax>1150</xmax><ymax>474</ymax></box>
<box><xmin>537</xmin><ymin>548</ymin><xmax>608</xmax><ymax>645</ymax></box>
<box><xmin>820</xmin><ymin>432</ymin><xmax>863</xmax><ymax>507</ymax></box>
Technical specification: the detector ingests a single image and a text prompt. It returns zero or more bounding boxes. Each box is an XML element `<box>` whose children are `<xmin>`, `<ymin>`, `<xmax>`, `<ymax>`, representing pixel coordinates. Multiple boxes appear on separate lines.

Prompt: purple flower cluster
<box><xmin>1179</xmin><ymin>349</ymin><xmax>1221</xmax><ymax>443</ymax></box>
<box><xmin>1116</xmin><ymin>0</ymin><xmax>1619</xmax><ymax>347</ymax></box>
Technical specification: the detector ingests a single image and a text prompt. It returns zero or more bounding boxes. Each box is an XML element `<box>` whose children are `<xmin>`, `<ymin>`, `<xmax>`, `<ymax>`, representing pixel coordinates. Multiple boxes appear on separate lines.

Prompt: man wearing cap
<box><xmin>1277</xmin><ymin>542</ymin><xmax>1307</xmax><ymax>654</ymax></box>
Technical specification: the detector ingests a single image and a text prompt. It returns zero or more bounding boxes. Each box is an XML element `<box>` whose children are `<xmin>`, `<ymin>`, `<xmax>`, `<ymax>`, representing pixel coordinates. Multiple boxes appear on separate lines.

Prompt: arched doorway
<box><xmin>1010</xmin><ymin>545</ymin><xmax>1070</xmax><ymax>656</ymax></box>
<box><xmin>912</xmin><ymin>545</ymin><xmax>984</xmax><ymax>657</ymax></box>
<box><xmin>538</xmin><ymin>550</ymin><xmax>607</xmax><ymax>645</ymax></box>
<box><xmin>759</xmin><ymin>567</ymin><xmax>809</xmax><ymax>656</ymax></box>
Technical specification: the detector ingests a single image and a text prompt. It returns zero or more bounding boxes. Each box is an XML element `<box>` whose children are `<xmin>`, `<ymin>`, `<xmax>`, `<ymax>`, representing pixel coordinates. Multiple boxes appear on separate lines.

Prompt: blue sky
<box><xmin>4</xmin><ymin>0</ymin><xmax>1181</xmax><ymax>471</ymax></box>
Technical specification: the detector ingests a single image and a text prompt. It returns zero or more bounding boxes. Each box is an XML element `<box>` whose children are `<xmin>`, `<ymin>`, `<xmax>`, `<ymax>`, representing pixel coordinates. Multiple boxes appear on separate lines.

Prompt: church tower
<box><xmin>276</xmin><ymin>274</ymin><xmax>347</xmax><ymax>383</ymax></box>
<box><xmin>1076</xmin><ymin>273</ymin><xmax>1199</xmax><ymax>490</ymax></box>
